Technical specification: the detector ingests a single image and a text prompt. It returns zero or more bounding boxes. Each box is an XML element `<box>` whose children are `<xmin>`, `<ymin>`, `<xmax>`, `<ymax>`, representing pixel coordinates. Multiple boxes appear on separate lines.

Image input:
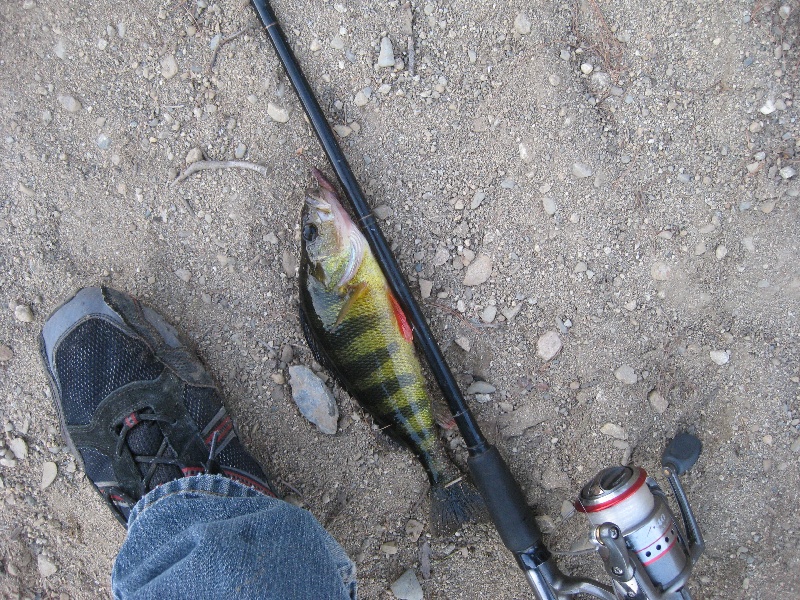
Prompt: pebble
<box><xmin>600</xmin><ymin>422</ymin><xmax>627</xmax><ymax>440</ymax></box>
<box><xmin>650</xmin><ymin>262</ymin><xmax>671</xmax><ymax>281</ymax></box>
<box><xmin>380</xmin><ymin>540</ymin><xmax>399</xmax><ymax>555</ymax></box>
<box><xmin>536</xmin><ymin>331</ymin><xmax>562</xmax><ymax>362</ymax></box>
<box><xmin>519</xmin><ymin>142</ymin><xmax>532</xmax><ymax>162</ymax></box>
<box><xmin>542</xmin><ymin>197</ymin><xmax>557</xmax><ymax>216</ymax></box>
<box><xmin>282</xmin><ymin>250</ymin><xmax>298</xmax><ymax>277</ymax></box>
<box><xmin>514</xmin><ymin>13</ymin><xmax>532</xmax><ymax>35</ymax></box>
<box><xmin>462</xmin><ymin>254</ymin><xmax>492</xmax><ymax>286</ymax></box>
<box><xmin>160</xmin><ymin>54</ymin><xmax>178</xmax><ymax>79</ymax></box>
<box><xmin>97</xmin><ymin>133</ymin><xmax>111</xmax><ymax>150</ymax></box>
<box><xmin>572</xmin><ymin>162</ymin><xmax>593</xmax><ymax>178</ymax></box>
<box><xmin>780</xmin><ymin>166</ymin><xmax>796</xmax><ymax>179</ymax></box>
<box><xmin>330</xmin><ymin>35</ymin><xmax>345</xmax><ymax>50</ymax></box>
<box><xmin>391</xmin><ymin>569</ymin><xmax>423</xmax><ymax>600</ymax></box>
<box><xmin>14</xmin><ymin>305</ymin><xmax>34</xmax><ymax>323</ymax></box>
<box><xmin>267</xmin><ymin>102</ymin><xmax>290</xmax><ymax>123</ymax></box>
<box><xmin>466</xmin><ymin>381</ymin><xmax>496</xmax><ymax>395</ymax></box>
<box><xmin>377</xmin><ymin>37</ymin><xmax>395</xmax><ymax>68</ymax></box>
<box><xmin>186</xmin><ymin>147</ymin><xmax>203</xmax><ymax>164</ymax></box>
<box><xmin>454</xmin><ymin>336</ymin><xmax>471</xmax><ymax>352</ymax></box>
<box><xmin>480</xmin><ymin>305</ymin><xmax>497</xmax><ymax>323</ymax></box>
<box><xmin>334</xmin><ymin>124</ymin><xmax>352</xmax><ymax>137</ymax></box>
<box><xmin>560</xmin><ymin>48</ymin><xmax>571</xmax><ymax>61</ymax></box>
<box><xmin>614</xmin><ymin>365</ymin><xmax>638</xmax><ymax>385</ymax></box>
<box><xmin>174</xmin><ymin>268</ymin><xmax>192</xmax><ymax>283</ymax></box>
<box><xmin>418</xmin><ymin>279</ymin><xmax>433</xmax><ymax>299</ymax></box>
<box><xmin>709</xmin><ymin>350</ymin><xmax>730</xmax><ymax>366</ymax></box>
<box><xmin>281</xmin><ymin>344</ymin><xmax>294</xmax><ymax>364</ymax></box>
<box><xmin>405</xmin><ymin>519</ymin><xmax>424</xmax><ymax>542</ymax></box>
<box><xmin>0</xmin><ymin>345</ymin><xmax>13</xmax><ymax>361</ymax></box>
<box><xmin>470</xmin><ymin>191</ymin><xmax>486</xmax><ymax>210</ymax></box>
<box><xmin>790</xmin><ymin>437</ymin><xmax>800</xmax><ymax>453</ymax></box>
<box><xmin>715</xmin><ymin>245</ymin><xmax>728</xmax><ymax>260</ymax></box>
<box><xmin>354</xmin><ymin>88</ymin><xmax>372</xmax><ymax>107</ymax></box>
<box><xmin>288</xmin><ymin>365</ymin><xmax>339</xmax><ymax>434</ymax></box>
<box><xmin>433</xmin><ymin>247</ymin><xmax>450</xmax><ymax>266</ymax></box>
<box><xmin>234</xmin><ymin>143</ymin><xmax>246</xmax><ymax>159</ymax></box>
<box><xmin>37</xmin><ymin>556</ymin><xmax>57</xmax><ymax>578</ymax></box>
<box><xmin>548</xmin><ymin>74</ymin><xmax>561</xmax><ymax>86</ymax></box>
<box><xmin>501</xmin><ymin>304</ymin><xmax>523</xmax><ymax>321</ymax></box>
<box><xmin>58</xmin><ymin>95</ymin><xmax>82</xmax><ymax>113</ymax></box>
<box><xmin>41</xmin><ymin>462</ymin><xmax>58</xmax><ymax>490</ymax></box>
<box><xmin>9</xmin><ymin>438</ymin><xmax>28</xmax><ymax>460</ymax></box>
<box><xmin>580</xmin><ymin>63</ymin><xmax>594</xmax><ymax>74</ymax></box>
<box><xmin>648</xmin><ymin>390</ymin><xmax>668</xmax><ymax>414</ymax></box>
<box><xmin>760</xmin><ymin>100</ymin><xmax>776</xmax><ymax>115</ymax></box>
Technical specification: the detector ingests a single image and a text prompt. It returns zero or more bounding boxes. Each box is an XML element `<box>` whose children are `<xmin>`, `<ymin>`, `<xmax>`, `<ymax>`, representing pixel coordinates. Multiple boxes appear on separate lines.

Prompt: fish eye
<box><xmin>302</xmin><ymin>223</ymin><xmax>318</xmax><ymax>242</ymax></box>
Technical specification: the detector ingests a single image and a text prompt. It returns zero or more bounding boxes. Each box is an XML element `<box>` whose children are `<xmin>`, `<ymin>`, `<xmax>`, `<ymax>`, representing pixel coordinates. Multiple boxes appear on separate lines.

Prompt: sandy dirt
<box><xmin>1</xmin><ymin>0</ymin><xmax>799</xmax><ymax>598</ymax></box>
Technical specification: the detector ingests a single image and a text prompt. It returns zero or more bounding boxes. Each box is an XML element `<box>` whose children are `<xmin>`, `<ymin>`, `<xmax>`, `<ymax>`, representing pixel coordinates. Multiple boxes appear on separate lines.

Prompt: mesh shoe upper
<box><xmin>40</xmin><ymin>286</ymin><xmax>276</xmax><ymax>526</ymax></box>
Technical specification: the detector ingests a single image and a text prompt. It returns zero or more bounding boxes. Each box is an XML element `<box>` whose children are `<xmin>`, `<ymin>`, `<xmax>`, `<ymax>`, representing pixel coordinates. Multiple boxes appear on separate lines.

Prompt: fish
<box><xmin>298</xmin><ymin>168</ymin><xmax>484</xmax><ymax>534</ymax></box>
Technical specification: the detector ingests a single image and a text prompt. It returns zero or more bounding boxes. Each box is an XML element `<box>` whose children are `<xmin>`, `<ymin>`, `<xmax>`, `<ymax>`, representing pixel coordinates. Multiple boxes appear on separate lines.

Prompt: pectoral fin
<box><xmin>334</xmin><ymin>281</ymin><xmax>369</xmax><ymax>328</ymax></box>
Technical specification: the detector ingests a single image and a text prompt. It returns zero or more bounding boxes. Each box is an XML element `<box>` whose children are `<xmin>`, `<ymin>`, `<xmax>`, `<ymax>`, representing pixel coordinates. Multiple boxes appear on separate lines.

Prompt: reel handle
<box><xmin>661</xmin><ymin>432</ymin><xmax>702</xmax><ymax>476</ymax></box>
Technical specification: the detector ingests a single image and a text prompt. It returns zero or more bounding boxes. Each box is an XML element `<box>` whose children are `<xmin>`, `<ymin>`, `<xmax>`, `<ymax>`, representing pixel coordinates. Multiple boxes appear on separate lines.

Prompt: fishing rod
<box><xmin>249</xmin><ymin>2</ymin><xmax>704</xmax><ymax>597</ymax></box>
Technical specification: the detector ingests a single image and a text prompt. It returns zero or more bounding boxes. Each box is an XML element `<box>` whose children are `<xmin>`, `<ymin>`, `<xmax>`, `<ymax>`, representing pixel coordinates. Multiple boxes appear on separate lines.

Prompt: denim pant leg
<box><xmin>111</xmin><ymin>475</ymin><xmax>357</xmax><ymax>600</ymax></box>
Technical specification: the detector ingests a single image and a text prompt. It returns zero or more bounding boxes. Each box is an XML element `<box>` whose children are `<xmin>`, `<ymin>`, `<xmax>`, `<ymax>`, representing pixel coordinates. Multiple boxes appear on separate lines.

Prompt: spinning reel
<box><xmin>522</xmin><ymin>432</ymin><xmax>705</xmax><ymax>600</ymax></box>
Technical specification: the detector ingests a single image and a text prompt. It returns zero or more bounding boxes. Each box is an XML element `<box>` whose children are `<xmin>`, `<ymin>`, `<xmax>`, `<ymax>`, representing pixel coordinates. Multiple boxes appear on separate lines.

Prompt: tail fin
<box><xmin>430</xmin><ymin>479</ymin><xmax>487</xmax><ymax>536</ymax></box>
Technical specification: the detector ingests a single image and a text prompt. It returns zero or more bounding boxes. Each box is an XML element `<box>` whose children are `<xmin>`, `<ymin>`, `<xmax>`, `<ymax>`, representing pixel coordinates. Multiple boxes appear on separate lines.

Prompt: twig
<box><xmin>209</xmin><ymin>25</ymin><xmax>254</xmax><ymax>73</ymax></box>
<box><xmin>171</xmin><ymin>160</ymin><xmax>270</xmax><ymax>186</ymax></box>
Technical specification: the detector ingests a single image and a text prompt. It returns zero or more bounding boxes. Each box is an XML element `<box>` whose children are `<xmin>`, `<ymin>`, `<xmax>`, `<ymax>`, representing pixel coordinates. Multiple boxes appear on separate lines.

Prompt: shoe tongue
<box><xmin>126</xmin><ymin>418</ymin><xmax>184</xmax><ymax>490</ymax></box>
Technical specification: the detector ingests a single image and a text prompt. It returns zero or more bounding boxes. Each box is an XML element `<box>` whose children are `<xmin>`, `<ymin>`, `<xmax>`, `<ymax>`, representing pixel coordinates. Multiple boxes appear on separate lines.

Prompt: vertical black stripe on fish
<box><xmin>336</xmin><ymin>340</ymin><xmax>401</xmax><ymax>375</ymax></box>
<box><xmin>352</xmin><ymin>372</ymin><xmax>417</xmax><ymax>401</ymax></box>
<box><xmin>329</xmin><ymin>312</ymin><xmax>384</xmax><ymax>345</ymax></box>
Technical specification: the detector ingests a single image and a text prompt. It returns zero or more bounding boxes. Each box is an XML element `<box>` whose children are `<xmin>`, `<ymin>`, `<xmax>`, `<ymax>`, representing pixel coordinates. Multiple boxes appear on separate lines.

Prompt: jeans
<box><xmin>111</xmin><ymin>475</ymin><xmax>357</xmax><ymax>599</ymax></box>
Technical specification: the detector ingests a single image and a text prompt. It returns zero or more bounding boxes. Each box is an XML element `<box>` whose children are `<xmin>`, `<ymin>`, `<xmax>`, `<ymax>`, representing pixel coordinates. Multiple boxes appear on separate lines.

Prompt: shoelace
<box><xmin>115</xmin><ymin>411</ymin><xmax>223</xmax><ymax>494</ymax></box>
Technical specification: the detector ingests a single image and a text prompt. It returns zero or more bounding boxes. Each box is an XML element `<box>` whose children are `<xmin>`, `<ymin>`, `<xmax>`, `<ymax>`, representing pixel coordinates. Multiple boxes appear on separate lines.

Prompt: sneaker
<box><xmin>39</xmin><ymin>286</ymin><xmax>276</xmax><ymax>525</ymax></box>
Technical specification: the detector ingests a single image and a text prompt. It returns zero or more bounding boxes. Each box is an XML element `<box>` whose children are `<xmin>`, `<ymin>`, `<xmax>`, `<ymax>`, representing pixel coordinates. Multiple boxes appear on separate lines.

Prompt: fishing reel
<box><xmin>520</xmin><ymin>432</ymin><xmax>705</xmax><ymax>600</ymax></box>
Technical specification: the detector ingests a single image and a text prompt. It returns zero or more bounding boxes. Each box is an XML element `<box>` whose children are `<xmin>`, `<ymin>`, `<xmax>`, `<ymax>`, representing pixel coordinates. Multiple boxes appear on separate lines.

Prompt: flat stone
<box><xmin>267</xmin><ymin>103</ymin><xmax>290</xmax><ymax>123</ymax></box>
<box><xmin>514</xmin><ymin>13</ymin><xmax>532</xmax><ymax>35</ymax></box>
<box><xmin>466</xmin><ymin>381</ymin><xmax>496</xmax><ymax>395</ymax></box>
<box><xmin>418</xmin><ymin>279</ymin><xmax>433</xmax><ymax>299</ymax></box>
<box><xmin>288</xmin><ymin>365</ymin><xmax>339</xmax><ymax>434</ymax></box>
<box><xmin>160</xmin><ymin>54</ymin><xmax>178</xmax><ymax>79</ymax></box>
<box><xmin>391</xmin><ymin>569</ymin><xmax>423</xmax><ymax>600</ymax></box>
<box><xmin>186</xmin><ymin>147</ymin><xmax>203</xmax><ymax>164</ymax></box>
<box><xmin>354</xmin><ymin>88</ymin><xmax>372</xmax><ymax>106</ymax></box>
<box><xmin>542</xmin><ymin>197</ymin><xmax>557</xmax><ymax>216</ymax></box>
<box><xmin>614</xmin><ymin>365</ymin><xmax>638</xmax><ymax>385</ymax></box>
<box><xmin>600</xmin><ymin>422</ymin><xmax>626</xmax><ymax>440</ymax></box>
<box><xmin>282</xmin><ymin>250</ymin><xmax>298</xmax><ymax>277</ymax></box>
<box><xmin>174</xmin><ymin>268</ymin><xmax>192</xmax><ymax>283</ymax></box>
<box><xmin>572</xmin><ymin>162</ymin><xmax>593</xmax><ymax>178</ymax></box>
<box><xmin>41</xmin><ymin>462</ymin><xmax>58</xmax><ymax>490</ymax></box>
<box><xmin>454</xmin><ymin>336</ymin><xmax>471</xmax><ymax>352</ymax></box>
<box><xmin>377</xmin><ymin>37</ymin><xmax>395</xmax><ymax>67</ymax></box>
<box><xmin>650</xmin><ymin>262</ymin><xmax>671</xmax><ymax>281</ymax></box>
<box><xmin>480</xmin><ymin>305</ymin><xmax>497</xmax><ymax>323</ymax></box>
<box><xmin>37</xmin><ymin>556</ymin><xmax>57</xmax><ymax>578</ymax></box>
<box><xmin>14</xmin><ymin>305</ymin><xmax>34</xmax><ymax>323</ymax></box>
<box><xmin>58</xmin><ymin>95</ymin><xmax>81</xmax><ymax>112</ymax></box>
<box><xmin>234</xmin><ymin>143</ymin><xmax>246</xmax><ymax>159</ymax></box>
<box><xmin>648</xmin><ymin>390</ymin><xmax>668</xmax><ymax>414</ymax></box>
<box><xmin>470</xmin><ymin>191</ymin><xmax>486</xmax><ymax>209</ymax></box>
<box><xmin>380</xmin><ymin>540</ymin><xmax>399</xmax><ymax>555</ymax></box>
<box><xmin>405</xmin><ymin>519</ymin><xmax>424</xmax><ymax>542</ymax></box>
<box><xmin>710</xmin><ymin>350</ymin><xmax>730</xmax><ymax>366</ymax></box>
<box><xmin>462</xmin><ymin>254</ymin><xmax>492</xmax><ymax>285</ymax></box>
<box><xmin>9</xmin><ymin>438</ymin><xmax>28</xmax><ymax>460</ymax></box>
<box><xmin>536</xmin><ymin>331</ymin><xmax>562</xmax><ymax>361</ymax></box>
<box><xmin>0</xmin><ymin>345</ymin><xmax>13</xmax><ymax>361</ymax></box>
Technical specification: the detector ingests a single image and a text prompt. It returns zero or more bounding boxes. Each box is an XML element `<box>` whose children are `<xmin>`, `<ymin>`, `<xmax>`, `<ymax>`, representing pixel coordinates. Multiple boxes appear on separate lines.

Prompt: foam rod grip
<box><xmin>468</xmin><ymin>445</ymin><xmax>545</xmax><ymax>554</ymax></box>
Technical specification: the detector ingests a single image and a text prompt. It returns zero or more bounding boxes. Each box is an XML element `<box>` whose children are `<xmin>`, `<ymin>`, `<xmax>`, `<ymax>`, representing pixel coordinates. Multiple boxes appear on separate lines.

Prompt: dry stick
<box><xmin>209</xmin><ymin>25</ymin><xmax>255</xmax><ymax>73</ymax></box>
<box><xmin>171</xmin><ymin>160</ymin><xmax>269</xmax><ymax>185</ymax></box>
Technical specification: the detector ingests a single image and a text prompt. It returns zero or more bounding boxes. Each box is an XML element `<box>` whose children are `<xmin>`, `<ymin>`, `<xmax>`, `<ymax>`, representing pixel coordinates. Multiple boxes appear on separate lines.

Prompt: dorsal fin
<box><xmin>387</xmin><ymin>289</ymin><xmax>413</xmax><ymax>343</ymax></box>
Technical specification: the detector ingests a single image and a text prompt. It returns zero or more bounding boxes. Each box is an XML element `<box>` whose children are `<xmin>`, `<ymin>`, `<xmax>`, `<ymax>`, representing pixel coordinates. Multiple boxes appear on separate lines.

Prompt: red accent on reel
<box><xmin>574</xmin><ymin>468</ymin><xmax>648</xmax><ymax>513</ymax></box>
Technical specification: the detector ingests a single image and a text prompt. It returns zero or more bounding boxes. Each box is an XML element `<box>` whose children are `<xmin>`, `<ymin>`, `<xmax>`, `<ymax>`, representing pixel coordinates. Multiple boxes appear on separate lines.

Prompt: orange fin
<box><xmin>432</xmin><ymin>394</ymin><xmax>457</xmax><ymax>430</ymax></box>
<box><xmin>334</xmin><ymin>281</ymin><xmax>369</xmax><ymax>328</ymax></box>
<box><xmin>388</xmin><ymin>289</ymin><xmax>413</xmax><ymax>343</ymax></box>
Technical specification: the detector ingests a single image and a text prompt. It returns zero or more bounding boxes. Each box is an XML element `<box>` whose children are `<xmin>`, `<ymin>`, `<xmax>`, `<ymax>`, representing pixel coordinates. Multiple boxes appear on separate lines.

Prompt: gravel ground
<box><xmin>1</xmin><ymin>0</ymin><xmax>799</xmax><ymax>598</ymax></box>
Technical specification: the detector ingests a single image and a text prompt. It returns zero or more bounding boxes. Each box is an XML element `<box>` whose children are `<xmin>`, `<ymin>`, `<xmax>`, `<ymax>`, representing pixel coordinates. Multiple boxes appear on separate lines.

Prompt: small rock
<box><xmin>542</xmin><ymin>197</ymin><xmax>557</xmax><ymax>216</ymax></box>
<box><xmin>779</xmin><ymin>166</ymin><xmax>796</xmax><ymax>179</ymax></box>
<box><xmin>267</xmin><ymin>102</ymin><xmax>290</xmax><ymax>123</ymax></box>
<box><xmin>405</xmin><ymin>519</ymin><xmax>424</xmax><ymax>542</ymax></box>
<box><xmin>514</xmin><ymin>13</ymin><xmax>532</xmax><ymax>35</ymax></box>
<box><xmin>648</xmin><ymin>390</ymin><xmax>668</xmax><ymax>414</ymax></box>
<box><xmin>58</xmin><ymin>95</ymin><xmax>82</xmax><ymax>113</ymax></box>
<box><xmin>377</xmin><ymin>37</ymin><xmax>395</xmax><ymax>68</ymax></box>
<box><xmin>281</xmin><ymin>344</ymin><xmax>294</xmax><ymax>364</ymax></box>
<box><xmin>160</xmin><ymin>54</ymin><xmax>178</xmax><ymax>79</ymax></box>
<box><xmin>330</xmin><ymin>35</ymin><xmax>345</xmax><ymax>50</ymax></box>
<box><xmin>37</xmin><ymin>556</ymin><xmax>57</xmax><ymax>578</ymax></box>
<box><xmin>380</xmin><ymin>540</ymin><xmax>399</xmax><ymax>555</ymax></box>
<box><xmin>41</xmin><ymin>462</ymin><xmax>58</xmax><ymax>490</ymax></box>
<box><xmin>373</xmin><ymin>204</ymin><xmax>391</xmax><ymax>220</ymax></box>
<box><xmin>600</xmin><ymin>423</ymin><xmax>626</xmax><ymax>440</ymax></box>
<box><xmin>650</xmin><ymin>262</ymin><xmax>671</xmax><ymax>281</ymax></box>
<box><xmin>760</xmin><ymin>100</ymin><xmax>776</xmax><ymax>115</ymax></box>
<box><xmin>174</xmin><ymin>268</ymin><xmax>192</xmax><ymax>283</ymax></box>
<box><xmin>501</xmin><ymin>304</ymin><xmax>523</xmax><ymax>321</ymax></box>
<box><xmin>14</xmin><ymin>305</ymin><xmax>34</xmax><ymax>323</ymax></box>
<box><xmin>536</xmin><ymin>331</ymin><xmax>562</xmax><ymax>362</ymax></box>
<box><xmin>580</xmin><ymin>63</ymin><xmax>593</xmax><ymax>74</ymax></box>
<box><xmin>418</xmin><ymin>279</ymin><xmax>433</xmax><ymax>299</ymax></box>
<box><xmin>391</xmin><ymin>568</ymin><xmax>423</xmax><ymax>600</ymax></box>
<box><xmin>462</xmin><ymin>254</ymin><xmax>492</xmax><ymax>286</ymax></box>
<box><xmin>480</xmin><ymin>305</ymin><xmax>497</xmax><ymax>323</ymax></box>
<box><xmin>519</xmin><ymin>142</ymin><xmax>532</xmax><ymax>162</ymax></box>
<box><xmin>186</xmin><ymin>147</ymin><xmax>203</xmax><ymax>164</ymax></box>
<box><xmin>96</xmin><ymin>134</ymin><xmax>111</xmax><ymax>149</ymax></box>
<box><xmin>234</xmin><ymin>143</ymin><xmax>246</xmax><ymax>159</ymax></box>
<box><xmin>334</xmin><ymin>124</ymin><xmax>352</xmax><ymax>137</ymax></box>
<box><xmin>288</xmin><ymin>365</ymin><xmax>339</xmax><ymax>434</ymax></box>
<box><xmin>709</xmin><ymin>350</ymin><xmax>730</xmax><ymax>366</ymax></box>
<box><xmin>9</xmin><ymin>438</ymin><xmax>28</xmax><ymax>460</ymax></box>
<box><xmin>572</xmin><ymin>162</ymin><xmax>593</xmax><ymax>178</ymax></box>
<box><xmin>790</xmin><ymin>437</ymin><xmax>800</xmax><ymax>453</ymax></box>
<box><xmin>282</xmin><ymin>250</ymin><xmax>298</xmax><ymax>278</ymax></box>
<box><xmin>470</xmin><ymin>191</ymin><xmax>486</xmax><ymax>210</ymax></box>
<box><xmin>715</xmin><ymin>245</ymin><xmax>728</xmax><ymax>260</ymax></box>
<box><xmin>354</xmin><ymin>88</ymin><xmax>372</xmax><ymax>106</ymax></box>
<box><xmin>466</xmin><ymin>381</ymin><xmax>496</xmax><ymax>395</ymax></box>
<box><xmin>454</xmin><ymin>336</ymin><xmax>471</xmax><ymax>352</ymax></box>
<box><xmin>0</xmin><ymin>345</ymin><xmax>13</xmax><ymax>361</ymax></box>
<box><xmin>548</xmin><ymin>74</ymin><xmax>561</xmax><ymax>86</ymax></box>
<box><xmin>309</xmin><ymin>39</ymin><xmax>322</xmax><ymax>52</ymax></box>
<box><xmin>614</xmin><ymin>365</ymin><xmax>637</xmax><ymax>385</ymax></box>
